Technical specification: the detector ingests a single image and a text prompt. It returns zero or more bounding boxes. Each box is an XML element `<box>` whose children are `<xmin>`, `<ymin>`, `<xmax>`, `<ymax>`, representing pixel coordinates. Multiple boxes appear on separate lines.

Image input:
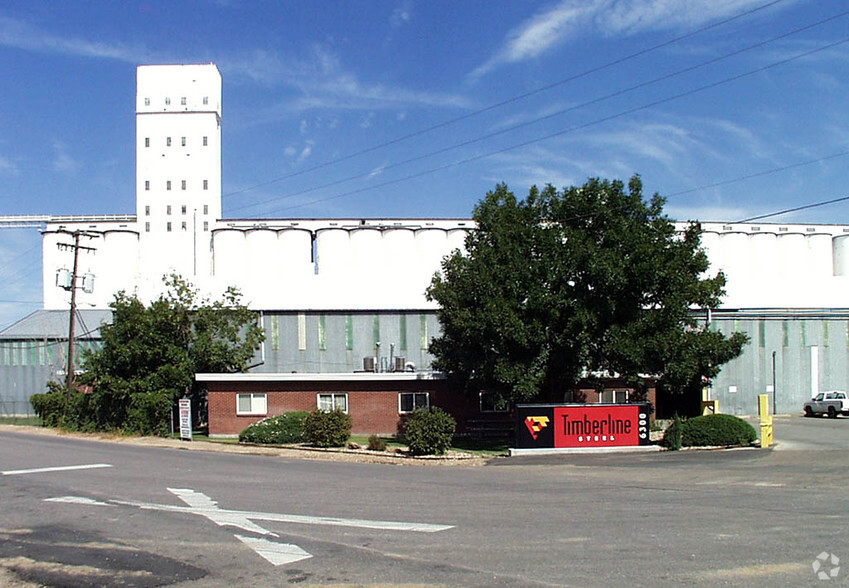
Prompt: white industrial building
<box><xmin>3</xmin><ymin>62</ymin><xmax>849</xmax><ymax>419</ymax></box>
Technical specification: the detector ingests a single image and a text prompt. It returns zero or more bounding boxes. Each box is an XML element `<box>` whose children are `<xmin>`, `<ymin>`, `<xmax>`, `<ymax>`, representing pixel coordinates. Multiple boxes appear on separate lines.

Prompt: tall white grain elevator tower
<box><xmin>135</xmin><ymin>63</ymin><xmax>222</xmax><ymax>286</ymax></box>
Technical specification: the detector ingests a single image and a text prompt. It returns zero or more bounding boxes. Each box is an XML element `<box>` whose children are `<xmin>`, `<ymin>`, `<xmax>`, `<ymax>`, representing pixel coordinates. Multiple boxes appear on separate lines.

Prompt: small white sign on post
<box><xmin>178</xmin><ymin>398</ymin><xmax>192</xmax><ymax>441</ymax></box>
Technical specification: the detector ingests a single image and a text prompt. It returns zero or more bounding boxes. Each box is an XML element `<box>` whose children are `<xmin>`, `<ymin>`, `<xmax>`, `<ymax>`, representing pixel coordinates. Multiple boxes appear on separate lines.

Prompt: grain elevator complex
<box><xmin>3</xmin><ymin>63</ymin><xmax>849</xmax><ymax>428</ymax></box>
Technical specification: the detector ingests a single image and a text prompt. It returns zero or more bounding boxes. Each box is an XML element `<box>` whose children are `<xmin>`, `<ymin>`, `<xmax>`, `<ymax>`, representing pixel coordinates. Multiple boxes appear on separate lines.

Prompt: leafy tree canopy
<box><xmin>75</xmin><ymin>274</ymin><xmax>264</xmax><ymax>432</ymax></box>
<box><xmin>426</xmin><ymin>176</ymin><xmax>747</xmax><ymax>405</ymax></box>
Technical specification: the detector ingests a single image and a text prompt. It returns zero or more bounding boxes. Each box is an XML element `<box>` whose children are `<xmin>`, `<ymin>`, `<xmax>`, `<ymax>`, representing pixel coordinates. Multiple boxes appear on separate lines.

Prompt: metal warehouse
<box><xmin>2</xmin><ymin>63</ymin><xmax>849</xmax><ymax>430</ymax></box>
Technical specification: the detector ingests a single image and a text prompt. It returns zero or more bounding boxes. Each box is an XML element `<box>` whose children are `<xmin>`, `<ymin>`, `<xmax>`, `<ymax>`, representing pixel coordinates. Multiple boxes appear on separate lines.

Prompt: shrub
<box><xmin>30</xmin><ymin>389</ymin><xmax>67</xmax><ymax>428</ymax></box>
<box><xmin>304</xmin><ymin>408</ymin><xmax>352</xmax><ymax>448</ymax></box>
<box><xmin>125</xmin><ymin>390</ymin><xmax>174</xmax><ymax>436</ymax></box>
<box><xmin>681</xmin><ymin>414</ymin><xmax>757</xmax><ymax>447</ymax></box>
<box><xmin>661</xmin><ymin>414</ymin><xmax>683</xmax><ymax>451</ymax></box>
<box><xmin>367</xmin><ymin>434</ymin><xmax>388</xmax><ymax>451</ymax></box>
<box><xmin>31</xmin><ymin>383</ymin><xmax>95</xmax><ymax>430</ymax></box>
<box><xmin>404</xmin><ymin>407</ymin><xmax>456</xmax><ymax>455</ymax></box>
<box><xmin>239</xmin><ymin>411</ymin><xmax>309</xmax><ymax>444</ymax></box>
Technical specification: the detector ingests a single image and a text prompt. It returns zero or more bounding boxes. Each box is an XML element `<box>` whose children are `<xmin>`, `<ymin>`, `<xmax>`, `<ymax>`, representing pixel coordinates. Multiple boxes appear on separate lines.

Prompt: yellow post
<box><xmin>758</xmin><ymin>394</ymin><xmax>773</xmax><ymax>448</ymax></box>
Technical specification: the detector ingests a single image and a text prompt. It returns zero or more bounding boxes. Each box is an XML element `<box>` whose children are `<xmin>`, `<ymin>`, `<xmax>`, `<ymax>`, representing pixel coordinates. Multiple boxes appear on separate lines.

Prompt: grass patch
<box><xmin>349</xmin><ymin>434</ymin><xmax>511</xmax><ymax>457</ymax></box>
<box><xmin>0</xmin><ymin>416</ymin><xmax>43</xmax><ymax>426</ymax></box>
<box><xmin>451</xmin><ymin>436</ymin><xmax>511</xmax><ymax>456</ymax></box>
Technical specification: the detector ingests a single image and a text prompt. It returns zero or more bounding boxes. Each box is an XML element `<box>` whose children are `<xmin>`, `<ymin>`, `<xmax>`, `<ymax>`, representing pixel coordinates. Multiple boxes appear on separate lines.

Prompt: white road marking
<box><xmin>110</xmin><ymin>488</ymin><xmax>454</xmax><ymax>533</ymax></box>
<box><xmin>46</xmin><ymin>487</ymin><xmax>454</xmax><ymax>567</ymax></box>
<box><xmin>2</xmin><ymin>463</ymin><xmax>112</xmax><ymax>476</ymax></box>
<box><xmin>46</xmin><ymin>496</ymin><xmax>113</xmax><ymax>507</ymax></box>
<box><xmin>234</xmin><ymin>534</ymin><xmax>313</xmax><ymax>566</ymax></box>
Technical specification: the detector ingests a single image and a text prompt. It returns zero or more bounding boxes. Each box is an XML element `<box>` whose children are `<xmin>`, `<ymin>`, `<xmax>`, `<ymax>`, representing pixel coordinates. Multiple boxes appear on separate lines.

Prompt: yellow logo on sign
<box><xmin>525</xmin><ymin>416</ymin><xmax>550</xmax><ymax>440</ymax></box>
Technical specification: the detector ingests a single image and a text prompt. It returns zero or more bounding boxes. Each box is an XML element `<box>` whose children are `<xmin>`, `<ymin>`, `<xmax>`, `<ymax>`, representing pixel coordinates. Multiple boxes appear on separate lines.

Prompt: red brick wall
<box><xmin>208</xmin><ymin>380</ymin><xmax>458</xmax><ymax>437</ymax></box>
<box><xmin>206</xmin><ymin>377</ymin><xmax>657</xmax><ymax>437</ymax></box>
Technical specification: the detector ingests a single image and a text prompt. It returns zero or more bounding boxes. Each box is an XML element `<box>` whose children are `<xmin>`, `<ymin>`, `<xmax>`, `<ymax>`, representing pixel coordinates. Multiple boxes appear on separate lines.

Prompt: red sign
<box><xmin>515</xmin><ymin>404</ymin><xmax>651</xmax><ymax>449</ymax></box>
<box><xmin>554</xmin><ymin>405</ymin><xmax>646</xmax><ymax>447</ymax></box>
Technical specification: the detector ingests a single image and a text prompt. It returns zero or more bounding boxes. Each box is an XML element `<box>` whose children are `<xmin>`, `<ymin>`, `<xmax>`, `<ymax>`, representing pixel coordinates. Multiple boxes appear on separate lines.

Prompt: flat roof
<box><xmin>196</xmin><ymin>371</ymin><xmax>445</xmax><ymax>382</ymax></box>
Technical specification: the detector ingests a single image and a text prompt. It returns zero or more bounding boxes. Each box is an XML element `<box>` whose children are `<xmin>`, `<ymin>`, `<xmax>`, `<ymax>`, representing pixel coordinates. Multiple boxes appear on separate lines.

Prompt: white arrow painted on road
<box><xmin>46</xmin><ymin>487</ymin><xmax>453</xmax><ymax>566</ymax></box>
<box><xmin>234</xmin><ymin>534</ymin><xmax>313</xmax><ymax>566</ymax></box>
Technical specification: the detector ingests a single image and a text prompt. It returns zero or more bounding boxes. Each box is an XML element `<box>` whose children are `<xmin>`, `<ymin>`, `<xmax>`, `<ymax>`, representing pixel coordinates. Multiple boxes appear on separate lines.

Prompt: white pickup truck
<box><xmin>804</xmin><ymin>391</ymin><xmax>849</xmax><ymax>418</ymax></box>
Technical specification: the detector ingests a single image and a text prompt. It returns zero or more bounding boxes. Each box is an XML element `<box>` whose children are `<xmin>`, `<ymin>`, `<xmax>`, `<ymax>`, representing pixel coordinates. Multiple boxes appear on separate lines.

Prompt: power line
<box><xmin>737</xmin><ymin>195</ymin><xmax>849</xmax><ymax>223</ymax></box>
<box><xmin>266</xmin><ymin>35</ymin><xmax>849</xmax><ymax>214</ymax></box>
<box><xmin>231</xmin><ymin>9</ymin><xmax>848</xmax><ymax>215</ymax></box>
<box><xmin>224</xmin><ymin>0</ymin><xmax>788</xmax><ymax>202</ymax></box>
<box><xmin>666</xmin><ymin>150</ymin><xmax>849</xmax><ymax>198</ymax></box>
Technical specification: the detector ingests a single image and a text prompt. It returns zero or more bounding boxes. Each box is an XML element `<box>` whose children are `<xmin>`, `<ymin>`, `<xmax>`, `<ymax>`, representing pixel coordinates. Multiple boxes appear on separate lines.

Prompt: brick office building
<box><xmin>198</xmin><ymin>371</ymin><xmax>655</xmax><ymax>438</ymax></box>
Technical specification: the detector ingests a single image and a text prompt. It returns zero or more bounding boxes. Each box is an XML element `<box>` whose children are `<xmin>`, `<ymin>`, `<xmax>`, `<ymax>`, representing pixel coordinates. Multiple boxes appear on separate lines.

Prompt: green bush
<box><xmin>661</xmin><ymin>414</ymin><xmax>683</xmax><ymax>450</ymax></box>
<box><xmin>31</xmin><ymin>383</ymin><xmax>95</xmax><ymax>430</ymax></box>
<box><xmin>367</xmin><ymin>434</ymin><xmax>388</xmax><ymax>451</ymax></box>
<box><xmin>239</xmin><ymin>411</ymin><xmax>309</xmax><ymax>444</ymax></box>
<box><xmin>304</xmin><ymin>408</ymin><xmax>352</xmax><ymax>448</ymax></box>
<box><xmin>125</xmin><ymin>390</ymin><xmax>174</xmax><ymax>436</ymax></box>
<box><xmin>30</xmin><ymin>389</ymin><xmax>67</xmax><ymax>428</ymax></box>
<box><xmin>681</xmin><ymin>414</ymin><xmax>757</xmax><ymax>447</ymax></box>
<box><xmin>403</xmin><ymin>407</ymin><xmax>456</xmax><ymax>455</ymax></box>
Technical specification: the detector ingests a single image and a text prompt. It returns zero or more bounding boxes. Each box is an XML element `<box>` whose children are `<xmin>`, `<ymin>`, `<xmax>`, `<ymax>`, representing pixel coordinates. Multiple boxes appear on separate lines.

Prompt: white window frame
<box><xmin>236</xmin><ymin>393</ymin><xmax>267</xmax><ymax>416</ymax></box>
<box><xmin>317</xmin><ymin>393</ymin><xmax>348</xmax><ymax>413</ymax></box>
<box><xmin>599</xmin><ymin>390</ymin><xmax>629</xmax><ymax>404</ymax></box>
<box><xmin>399</xmin><ymin>392</ymin><xmax>429</xmax><ymax>413</ymax></box>
<box><xmin>479</xmin><ymin>390</ymin><xmax>509</xmax><ymax>413</ymax></box>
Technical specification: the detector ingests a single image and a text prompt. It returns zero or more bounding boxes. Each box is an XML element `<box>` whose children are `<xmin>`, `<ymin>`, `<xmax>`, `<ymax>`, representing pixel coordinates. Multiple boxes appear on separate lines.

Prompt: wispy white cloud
<box><xmin>52</xmin><ymin>140</ymin><xmax>80</xmax><ymax>173</ymax></box>
<box><xmin>0</xmin><ymin>154</ymin><xmax>19</xmax><ymax>175</ymax></box>
<box><xmin>469</xmin><ymin>0</ymin><xmax>784</xmax><ymax>81</ymax></box>
<box><xmin>0</xmin><ymin>14</ymin><xmax>467</xmax><ymax>119</ymax></box>
<box><xmin>225</xmin><ymin>44</ymin><xmax>473</xmax><ymax>123</ymax></box>
<box><xmin>390</xmin><ymin>1</ymin><xmax>413</xmax><ymax>29</ymax></box>
<box><xmin>0</xmin><ymin>15</ymin><xmax>152</xmax><ymax>62</ymax></box>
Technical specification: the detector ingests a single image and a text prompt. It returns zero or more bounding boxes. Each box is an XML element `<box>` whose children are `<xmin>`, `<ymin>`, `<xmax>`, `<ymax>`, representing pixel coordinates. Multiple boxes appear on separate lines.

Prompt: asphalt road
<box><xmin>0</xmin><ymin>417</ymin><xmax>847</xmax><ymax>587</ymax></box>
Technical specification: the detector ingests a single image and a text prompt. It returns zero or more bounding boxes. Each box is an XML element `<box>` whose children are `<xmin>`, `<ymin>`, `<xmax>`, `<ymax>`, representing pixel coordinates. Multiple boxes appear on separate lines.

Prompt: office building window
<box><xmin>144</xmin><ymin>137</ymin><xmax>149</xmax><ymax>147</ymax></box>
<box><xmin>144</xmin><ymin>97</ymin><xmax>150</xmax><ymax>106</ymax></box>
<box><xmin>166</xmin><ymin>137</ymin><xmax>171</xmax><ymax>147</ymax></box>
<box><xmin>181</xmin><ymin>136</ymin><xmax>186</xmax><ymax>147</ymax></box>
<box><xmin>237</xmin><ymin>393</ymin><xmax>267</xmax><ymax>416</ymax></box>
<box><xmin>318</xmin><ymin>393</ymin><xmax>348</xmax><ymax>413</ymax></box>
<box><xmin>203</xmin><ymin>204</ymin><xmax>208</xmax><ymax>215</ymax></box>
<box><xmin>181</xmin><ymin>221</ymin><xmax>187</xmax><ymax>231</ymax></box>
<box><xmin>203</xmin><ymin>136</ymin><xmax>208</xmax><ymax>146</ymax></box>
<box><xmin>181</xmin><ymin>180</ymin><xmax>186</xmax><ymax>190</ymax></box>
<box><xmin>203</xmin><ymin>180</ymin><xmax>208</xmax><ymax>190</ymax></box>
<box><xmin>399</xmin><ymin>392</ymin><xmax>429</xmax><ymax>413</ymax></box>
<box><xmin>144</xmin><ymin>205</ymin><xmax>150</xmax><ymax>216</ymax></box>
<box><xmin>180</xmin><ymin>97</ymin><xmax>186</xmax><ymax>106</ymax></box>
<box><xmin>166</xmin><ymin>181</ymin><xmax>171</xmax><ymax>191</ymax></box>
<box><xmin>166</xmin><ymin>205</ymin><xmax>172</xmax><ymax>215</ymax></box>
<box><xmin>144</xmin><ymin>180</ymin><xmax>150</xmax><ymax>191</ymax></box>
<box><xmin>203</xmin><ymin>96</ymin><xmax>208</xmax><ymax>105</ymax></box>
<box><xmin>166</xmin><ymin>222</ymin><xmax>172</xmax><ymax>232</ymax></box>
<box><xmin>145</xmin><ymin>222</ymin><xmax>150</xmax><ymax>232</ymax></box>
<box><xmin>181</xmin><ymin>205</ymin><xmax>186</xmax><ymax>214</ymax></box>
<box><xmin>165</xmin><ymin>97</ymin><xmax>170</xmax><ymax>105</ymax></box>
<box><xmin>203</xmin><ymin>221</ymin><xmax>209</xmax><ymax>231</ymax></box>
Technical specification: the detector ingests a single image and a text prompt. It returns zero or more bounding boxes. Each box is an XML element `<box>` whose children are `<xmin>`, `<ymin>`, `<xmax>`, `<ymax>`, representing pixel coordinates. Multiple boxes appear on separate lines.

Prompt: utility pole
<box><xmin>56</xmin><ymin>231</ymin><xmax>98</xmax><ymax>409</ymax></box>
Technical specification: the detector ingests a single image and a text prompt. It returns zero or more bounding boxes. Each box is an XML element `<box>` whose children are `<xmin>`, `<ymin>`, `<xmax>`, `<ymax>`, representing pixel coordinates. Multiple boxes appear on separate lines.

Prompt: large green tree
<box><xmin>426</xmin><ymin>176</ymin><xmax>747</xmax><ymax>405</ymax></box>
<box><xmin>72</xmin><ymin>275</ymin><xmax>264</xmax><ymax>434</ymax></box>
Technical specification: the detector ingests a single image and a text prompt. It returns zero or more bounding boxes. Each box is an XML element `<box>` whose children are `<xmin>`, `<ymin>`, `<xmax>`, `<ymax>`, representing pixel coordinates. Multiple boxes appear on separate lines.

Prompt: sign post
<box><xmin>178</xmin><ymin>398</ymin><xmax>192</xmax><ymax>441</ymax></box>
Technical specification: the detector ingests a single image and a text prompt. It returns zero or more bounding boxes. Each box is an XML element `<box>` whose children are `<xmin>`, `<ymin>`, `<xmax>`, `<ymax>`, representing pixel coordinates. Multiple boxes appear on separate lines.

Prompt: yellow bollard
<box><xmin>758</xmin><ymin>394</ymin><xmax>773</xmax><ymax>448</ymax></box>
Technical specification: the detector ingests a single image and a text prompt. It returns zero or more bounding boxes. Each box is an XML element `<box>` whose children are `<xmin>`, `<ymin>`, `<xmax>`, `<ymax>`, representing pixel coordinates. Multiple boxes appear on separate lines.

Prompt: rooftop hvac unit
<box><xmin>393</xmin><ymin>357</ymin><xmax>406</xmax><ymax>372</ymax></box>
<box><xmin>363</xmin><ymin>356</ymin><xmax>376</xmax><ymax>372</ymax></box>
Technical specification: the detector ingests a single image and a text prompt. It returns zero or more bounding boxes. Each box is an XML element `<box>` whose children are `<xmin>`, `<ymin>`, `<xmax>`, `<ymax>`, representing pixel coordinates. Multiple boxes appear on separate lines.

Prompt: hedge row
<box><xmin>662</xmin><ymin>413</ymin><xmax>757</xmax><ymax>450</ymax></box>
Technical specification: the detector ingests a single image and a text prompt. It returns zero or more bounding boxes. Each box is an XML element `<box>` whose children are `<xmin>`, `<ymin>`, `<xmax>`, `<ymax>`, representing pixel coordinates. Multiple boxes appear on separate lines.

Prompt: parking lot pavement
<box><xmin>770</xmin><ymin>413</ymin><xmax>849</xmax><ymax>450</ymax></box>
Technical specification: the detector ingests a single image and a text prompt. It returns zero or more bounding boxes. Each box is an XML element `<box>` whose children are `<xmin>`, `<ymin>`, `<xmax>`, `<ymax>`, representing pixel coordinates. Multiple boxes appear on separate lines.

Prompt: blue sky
<box><xmin>0</xmin><ymin>0</ymin><xmax>847</xmax><ymax>327</ymax></box>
